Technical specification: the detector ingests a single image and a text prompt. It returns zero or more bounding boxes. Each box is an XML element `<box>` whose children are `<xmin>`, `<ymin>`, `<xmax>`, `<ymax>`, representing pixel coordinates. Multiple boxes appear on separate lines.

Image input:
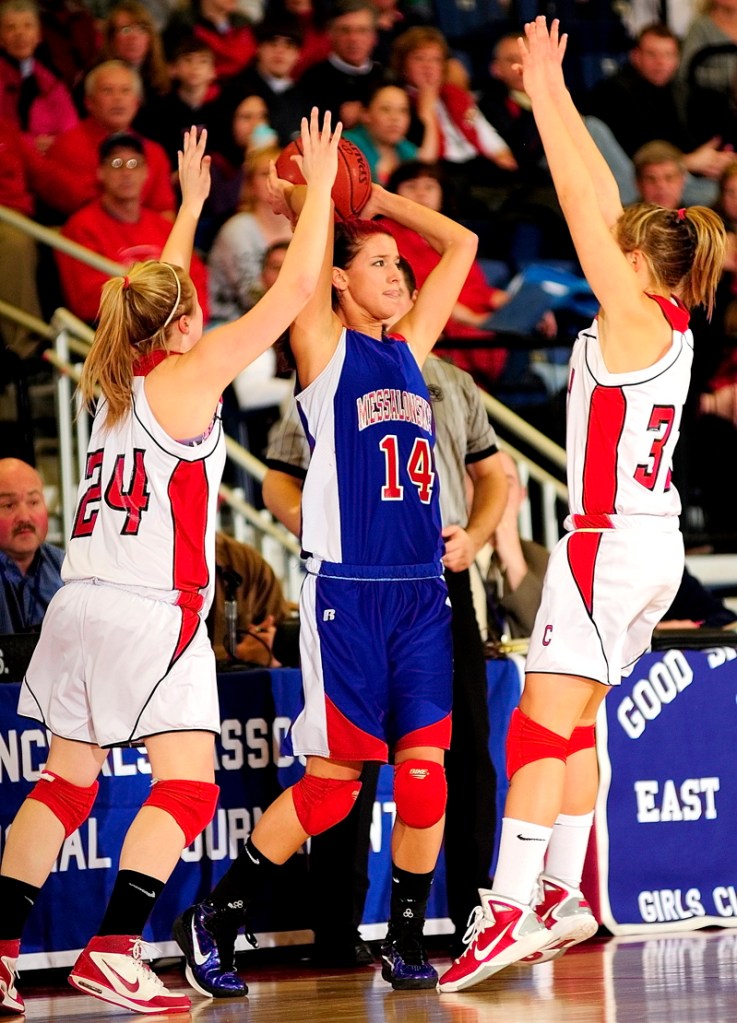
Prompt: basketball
<box><xmin>275</xmin><ymin>137</ymin><xmax>372</xmax><ymax>221</ymax></box>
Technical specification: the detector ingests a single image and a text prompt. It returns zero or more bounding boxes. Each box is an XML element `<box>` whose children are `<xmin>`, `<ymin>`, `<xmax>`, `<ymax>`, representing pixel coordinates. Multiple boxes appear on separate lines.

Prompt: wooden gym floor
<box><xmin>13</xmin><ymin>927</ymin><xmax>737</xmax><ymax>1023</ymax></box>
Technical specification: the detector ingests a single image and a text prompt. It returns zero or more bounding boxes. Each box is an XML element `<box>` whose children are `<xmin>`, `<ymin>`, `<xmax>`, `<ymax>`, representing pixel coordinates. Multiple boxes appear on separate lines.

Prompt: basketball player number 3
<box><xmin>634</xmin><ymin>405</ymin><xmax>676</xmax><ymax>491</ymax></box>
<box><xmin>379</xmin><ymin>435</ymin><xmax>435</xmax><ymax>503</ymax></box>
<box><xmin>71</xmin><ymin>448</ymin><xmax>151</xmax><ymax>538</ymax></box>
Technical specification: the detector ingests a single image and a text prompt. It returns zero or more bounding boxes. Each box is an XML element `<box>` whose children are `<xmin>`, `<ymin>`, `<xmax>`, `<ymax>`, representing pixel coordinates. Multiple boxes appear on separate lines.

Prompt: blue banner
<box><xmin>6</xmin><ymin>646</ymin><xmax>732</xmax><ymax>969</ymax></box>
<box><xmin>596</xmin><ymin>646</ymin><xmax>737</xmax><ymax>935</ymax></box>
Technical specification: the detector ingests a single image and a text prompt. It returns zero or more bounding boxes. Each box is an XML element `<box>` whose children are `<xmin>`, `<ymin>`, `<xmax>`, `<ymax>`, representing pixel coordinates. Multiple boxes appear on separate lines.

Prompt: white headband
<box><xmin>161</xmin><ymin>263</ymin><xmax>182</xmax><ymax>330</ymax></box>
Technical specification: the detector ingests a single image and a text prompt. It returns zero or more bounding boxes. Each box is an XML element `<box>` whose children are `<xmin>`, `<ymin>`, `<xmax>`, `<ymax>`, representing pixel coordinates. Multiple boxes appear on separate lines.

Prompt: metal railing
<box><xmin>0</xmin><ymin>204</ymin><xmax>126</xmax><ymax>278</ymax></box>
<box><xmin>479</xmin><ymin>389</ymin><xmax>567</xmax><ymax>551</ymax></box>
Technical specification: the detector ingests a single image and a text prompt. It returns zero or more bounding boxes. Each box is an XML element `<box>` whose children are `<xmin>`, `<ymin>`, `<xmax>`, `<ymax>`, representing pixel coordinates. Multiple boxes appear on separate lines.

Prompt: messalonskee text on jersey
<box><xmin>356</xmin><ymin>389</ymin><xmax>432</xmax><ymax>432</ymax></box>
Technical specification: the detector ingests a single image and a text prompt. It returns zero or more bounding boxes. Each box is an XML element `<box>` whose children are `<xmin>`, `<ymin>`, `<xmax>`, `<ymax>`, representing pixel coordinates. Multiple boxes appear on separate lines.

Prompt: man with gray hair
<box><xmin>29</xmin><ymin>59</ymin><xmax>175</xmax><ymax>221</ymax></box>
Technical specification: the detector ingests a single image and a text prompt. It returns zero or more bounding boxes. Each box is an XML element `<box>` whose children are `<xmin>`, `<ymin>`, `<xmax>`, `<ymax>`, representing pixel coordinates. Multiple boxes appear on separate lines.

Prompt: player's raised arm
<box><xmin>161</xmin><ymin>126</ymin><xmax>212</xmax><ymax>273</ymax></box>
<box><xmin>518</xmin><ymin>17</ymin><xmax>725</xmax><ymax>369</ymax></box>
<box><xmin>517</xmin><ymin>19</ymin><xmax>644</xmax><ymax>327</ymax></box>
<box><xmin>272</xmin><ymin>166</ymin><xmax>341</xmax><ymax>388</ymax></box>
<box><xmin>361</xmin><ymin>183</ymin><xmax>478</xmax><ymax>365</ymax></box>
<box><xmin>523</xmin><ymin>21</ymin><xmax>622</xmax><ymax>228</ymax></box>
<box><xmin>179</xmin><ymin>110</ymin><xmax>340</xmax><ymax>396</ymax></box>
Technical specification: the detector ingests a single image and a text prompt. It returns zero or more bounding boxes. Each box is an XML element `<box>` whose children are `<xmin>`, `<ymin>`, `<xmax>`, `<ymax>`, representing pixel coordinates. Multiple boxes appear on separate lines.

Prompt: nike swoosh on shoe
<box><xmin>191</xmin><ymin>919</ymin><xmax>209</xmax><ymax>966</ymax></box>
<box><xmin>97</xmin><ymin>960</ymin><xmax>141</xmax><ymax>995</ymax></box>
<box><xmin>472</xmin><ymin>920</ymin><xmax>516</xmax><ymax>961</ymax></box>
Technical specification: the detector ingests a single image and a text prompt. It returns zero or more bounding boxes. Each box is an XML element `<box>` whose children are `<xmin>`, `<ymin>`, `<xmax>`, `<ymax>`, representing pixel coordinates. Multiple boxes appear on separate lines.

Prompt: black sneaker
<box><xmin>380</xmin><ymin>918</ymin><xmax>437</xmax><ymax>990</ymax></box>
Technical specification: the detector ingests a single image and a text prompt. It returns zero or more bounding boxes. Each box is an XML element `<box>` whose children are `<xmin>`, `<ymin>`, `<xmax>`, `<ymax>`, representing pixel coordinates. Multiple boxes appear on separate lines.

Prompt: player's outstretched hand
<box><xmin>517</xmin><ymin>17</ymin><xmax>567</xmax><ymax>102</ymax></box>
<box><xmin>298</xmin><ymin>107</ymin><xmax>341</xmax><ymax>193</ymax></box>
<box><xmin>178</xmin><ymin>125</ymin><xmax>211</xmax><ymax>215</ymax></box>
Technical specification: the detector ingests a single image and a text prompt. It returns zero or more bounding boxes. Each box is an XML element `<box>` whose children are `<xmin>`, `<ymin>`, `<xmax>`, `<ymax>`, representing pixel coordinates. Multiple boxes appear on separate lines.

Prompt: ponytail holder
<box><xmin>122</xmin><ymin>275</ymin><xmax>131</xmax><ymax>290</ymax></box>
<box><xmin>677</xmin><ymin>208</ymin><xmax>686</xmax><ymax>220</ymax></box>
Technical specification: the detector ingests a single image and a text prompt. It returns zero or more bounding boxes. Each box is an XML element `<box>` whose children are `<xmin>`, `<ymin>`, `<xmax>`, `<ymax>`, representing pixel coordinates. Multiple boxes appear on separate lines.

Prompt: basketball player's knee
<box><xmin>505</xmin><ymin>708</ymin><xmax>568</xmax><ymax>781</ymax></box>
<box><xmin>567</xmin><ymin>724</ymin><xmax>596</xmax><ymax>756</ymax></box>
<box><xmin>393</xmin><ymin>760</ymin><xmax>447</xmax><ymax>829</ymax></box>
<box><xmin>28</xmin><ymin>771</ymin><xmax>99</xmax><ymax>838</ymax></box>
<box><xmin>291</xmin><ymin>774</ymin><xmax>362</xmax><ymax>836</ymax></box>
<box><xmin>143</xmin><ymin>779</ymin><xmax>220</xmax><ymax>846</ymax></box>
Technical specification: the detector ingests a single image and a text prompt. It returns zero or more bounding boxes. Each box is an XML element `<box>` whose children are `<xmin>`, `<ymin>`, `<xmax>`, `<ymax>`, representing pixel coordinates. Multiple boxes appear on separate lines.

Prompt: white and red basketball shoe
<box><xmin>69</xmin><ymin>935</ymin><xmax>191</xmax><ymax>1014</ymax></box>
<box><xmin>522</xmin><ymin>874</ymin><xmax>599</xmax><ymax>965</ymax></box>
<box><xmin>0</xmin><ymin>939</ymin><xmax>24</xmax><ymax>1016</ymax></box>
<box><xmin>437</xmin><ymin>892</ymin><xmax>549</xmax><ymax>993</ymax></box>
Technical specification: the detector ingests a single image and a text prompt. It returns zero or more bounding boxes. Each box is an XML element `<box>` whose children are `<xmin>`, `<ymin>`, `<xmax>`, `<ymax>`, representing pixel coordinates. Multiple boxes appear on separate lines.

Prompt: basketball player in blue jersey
<box><xmin>174</xmin><ymin>159</ymin><xmax>478</xmax><ymax>996</ymax></box>
<box><xmin>438</xmin><ymin>20</ymin><xmax>727</xmax><ymax>993</ymax></box>
<box><xmin>262</xmin><ymin>256</ymin><xmax>508</xmax><ymax>968</ymax></box>
<box><xmin>0</xmin><ymin>111</ymin><xmax>340</xmax><ymax>1018</ymax></box>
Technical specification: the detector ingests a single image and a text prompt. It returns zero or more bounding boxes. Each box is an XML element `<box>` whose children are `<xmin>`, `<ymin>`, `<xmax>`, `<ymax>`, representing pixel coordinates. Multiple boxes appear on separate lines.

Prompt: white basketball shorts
<box><xmin>525</xmin><ymin>526</ymin><xmax>684</xmax><ymax>686</ymax></box>
<box><xmin>18</xmin><ymin>579</ymin><xmax>220</xmax><ymax>747</ymax></box>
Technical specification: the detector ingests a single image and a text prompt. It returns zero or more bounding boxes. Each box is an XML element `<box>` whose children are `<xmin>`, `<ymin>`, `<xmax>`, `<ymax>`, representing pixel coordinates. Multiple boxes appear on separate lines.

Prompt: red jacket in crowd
<box><xmin>57</xmin><ymin>198</ymin><xmax>209</xmax><ymax>325</ymax></box>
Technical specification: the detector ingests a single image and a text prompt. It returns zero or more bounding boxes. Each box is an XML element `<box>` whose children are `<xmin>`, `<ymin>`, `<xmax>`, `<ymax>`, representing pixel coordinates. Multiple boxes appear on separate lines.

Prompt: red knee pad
<box><xmin>568</xmin><ymin>724</ymin><xmax>596</xmax><ymax>756</ymax></box>
<box><xmin>28</xmin><ymin>771</ymin><xmax>99</xmax><ymax>838</ymax></box>
<box><xmin>291</xmin><ymin>774</ymin><xmax>362</xmax><ymax>836</ymax></box>
<box><xmin>505</xmin><ymin>708</ymin><xmax>568</xmax><ymax>781</ymax></box>
<box><xmin>393</xmin><ymin>760</ymin><xmax>447</xmax><ymax>829</ymax></box>
<box><xmin>143</xmin><ymin>779</ymin><xmax>220</xmax><ymax>846</ymax></box>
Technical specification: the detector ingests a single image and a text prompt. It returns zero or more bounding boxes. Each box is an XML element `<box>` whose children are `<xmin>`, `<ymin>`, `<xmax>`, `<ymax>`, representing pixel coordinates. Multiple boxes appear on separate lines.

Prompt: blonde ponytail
<box><xmin>679</xmin><ymin>206</ymin><xmax>727</xmax><ymax>318</ymax></box>
<box><xmin>617</xmin><ymin>203</ymin><xmax>726</xmax><ymax>317</ymax></box>
<box><xmin>79</xmin><ymin>261</ymin><xmax>195</xmax><ymax>426</ymax></box>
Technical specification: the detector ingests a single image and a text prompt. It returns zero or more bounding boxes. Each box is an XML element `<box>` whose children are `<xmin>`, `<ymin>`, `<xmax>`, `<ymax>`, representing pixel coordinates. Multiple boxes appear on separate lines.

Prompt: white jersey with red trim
<box><xmin>63</xmin><ymin>361</ymin><xmax>225</xmax><ymax>614</ymax></box>
<box><xmin>564</xmin><ymin>294</ymin><xmax>692</xmax><ymax>531</ymax></box>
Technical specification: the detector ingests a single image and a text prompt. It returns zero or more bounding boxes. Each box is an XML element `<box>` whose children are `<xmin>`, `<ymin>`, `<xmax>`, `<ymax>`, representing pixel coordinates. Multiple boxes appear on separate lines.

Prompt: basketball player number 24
<box><xmin>380</xmin><ymin>435</ymin><xmax>435</xmax><ymax>503</ymax></box>
<box><xmin>71</xmin><ymin>448</ymin><xmax>151</xmax><ymax>537</ymax></box>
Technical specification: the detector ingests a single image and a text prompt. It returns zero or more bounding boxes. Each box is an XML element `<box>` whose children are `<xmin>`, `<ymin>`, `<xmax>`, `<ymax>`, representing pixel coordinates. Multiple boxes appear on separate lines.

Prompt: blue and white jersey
<box><xmin>296</xmin><ymin>327</ymin><xmax>444</xmax><ymax>569</ymax></box>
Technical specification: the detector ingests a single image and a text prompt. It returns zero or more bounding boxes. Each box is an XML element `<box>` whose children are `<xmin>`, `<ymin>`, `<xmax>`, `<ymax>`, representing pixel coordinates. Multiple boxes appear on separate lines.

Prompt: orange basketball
<box><xmin>275</xmin><ymin>137</ymin><xmax>372</xmax><ymax>221</ymax></box>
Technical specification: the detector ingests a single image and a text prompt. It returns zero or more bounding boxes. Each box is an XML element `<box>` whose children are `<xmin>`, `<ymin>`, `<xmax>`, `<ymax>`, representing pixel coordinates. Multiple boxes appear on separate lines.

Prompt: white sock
<box><xmin>490</xmin><ymin>817</ymin><xmax>553</xmax><ymax>906</ymax></box>
<box><xmin>543</xmin><ymin>811</ymin><xmax>595</xmax><ymax>890</ymax></box>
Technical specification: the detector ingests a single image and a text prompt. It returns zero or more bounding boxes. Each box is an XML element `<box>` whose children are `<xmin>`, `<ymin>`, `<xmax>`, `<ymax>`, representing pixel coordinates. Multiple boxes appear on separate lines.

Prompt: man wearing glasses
<box><xmin>54</xmin><ymin>131</ymin><xmax>208</xmax><ymax>325</ymax></box>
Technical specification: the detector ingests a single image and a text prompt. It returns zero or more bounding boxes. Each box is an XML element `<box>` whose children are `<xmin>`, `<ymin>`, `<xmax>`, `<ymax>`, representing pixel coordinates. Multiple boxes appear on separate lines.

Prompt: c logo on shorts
<box><xmin>542</xmin><ymin>624</ymin><xmax>553</xmax><ymax>646</ymax></box>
